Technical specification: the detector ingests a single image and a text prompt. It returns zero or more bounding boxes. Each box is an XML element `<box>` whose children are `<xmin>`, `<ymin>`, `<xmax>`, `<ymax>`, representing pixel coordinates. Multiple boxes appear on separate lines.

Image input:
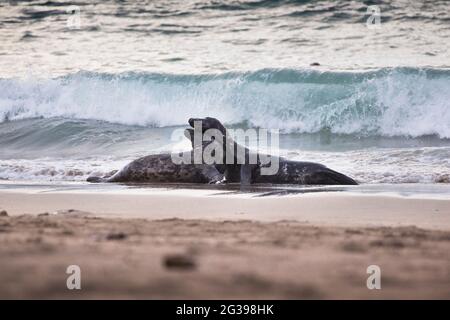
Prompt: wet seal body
<box><xmin>251</xmin><ymin>160</ymin><xmax>356</xmax><ymax>185</ymax></box>
<box><xmin>88</xmin><ymin>117</ymin><xmax>357</xmax><ymax>185</ymax></box>
<box><xmin>220</xmin><ymin>159</ymin><xmax>358</xmax><ymax>185</ymax></box>
<box><xmin>87</xmin><ymin>152</ymin><xmax>223</xmax><ymax>183</ymax></box>
<box><xmin>187</xmin><ymin>117</ymin><xmax>358</xmax><ymax>186</ymax></box>
<box><xmin>88</xmin><ymin>125</ymin><xmax>223</xmax><ymax>183</ymax></box>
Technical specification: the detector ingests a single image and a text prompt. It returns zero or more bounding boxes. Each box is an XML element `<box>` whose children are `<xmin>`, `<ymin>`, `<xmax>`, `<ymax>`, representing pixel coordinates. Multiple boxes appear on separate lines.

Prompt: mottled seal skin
<box><xmin>188</xmin><ymin>117</ymin><xmax>358</xmax><ymax>186</ymax></box>
<box><xmin>88</xmin><ymin>126</ymin><xmax>224</xmax><ymax>183</ymax></box>
<box><xmin>88</xmin><ymin>117</ymin><xmax>357</xmax><ymax>185</ymax></box>
<box><xmin>243</xmin><ymin>160</ymin><xmax>357</xmax><ymax>185</ymax></box>
<box><xmin>87</xmin><ymin>153</ymin><xmax>222</xmax><ymax>183</ymax></box>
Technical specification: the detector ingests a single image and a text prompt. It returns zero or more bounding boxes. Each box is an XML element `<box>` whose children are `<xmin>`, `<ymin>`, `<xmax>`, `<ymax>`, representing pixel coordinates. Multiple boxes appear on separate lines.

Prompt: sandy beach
<box><xmin>1</xmin><ymin>0</ymin><xmax>450</xmax><ymax>303</ymax></box>
<box><xmin>1</xmin><ymin>185</ymin><xmax>449</xmax><ymax>299</ymax></box>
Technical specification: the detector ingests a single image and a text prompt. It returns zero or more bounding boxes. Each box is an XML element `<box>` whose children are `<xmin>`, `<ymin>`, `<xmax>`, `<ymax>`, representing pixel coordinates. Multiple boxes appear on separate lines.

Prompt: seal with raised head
<box><xmin>186</xmin><ymin>117</ymin><xmax>358</xmax><ymax>186</ymax></box>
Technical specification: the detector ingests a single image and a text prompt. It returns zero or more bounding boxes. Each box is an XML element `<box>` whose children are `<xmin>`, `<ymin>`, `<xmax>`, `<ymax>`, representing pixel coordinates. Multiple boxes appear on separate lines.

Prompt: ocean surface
<box><xmin>0</xmin><ymin>0</ymin><xmax>449</xmax><ymax>186</ymax></box>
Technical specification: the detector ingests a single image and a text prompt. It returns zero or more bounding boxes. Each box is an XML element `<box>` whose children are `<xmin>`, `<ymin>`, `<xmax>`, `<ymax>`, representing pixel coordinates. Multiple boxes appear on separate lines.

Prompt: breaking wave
<box><xmin>1</xmin><ymin>67</ymin><xmax>450</xmax><ymax>138</ymax></box>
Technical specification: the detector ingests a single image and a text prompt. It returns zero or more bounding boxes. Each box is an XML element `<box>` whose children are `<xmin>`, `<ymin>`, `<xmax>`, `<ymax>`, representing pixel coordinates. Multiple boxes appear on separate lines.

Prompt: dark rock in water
<box><xmin>106</xmin><ymin>232</ymin><xmax>127</xmax><ymax>240</ymax></box>
<box><xmin>0</xmin><ymin>210</ymin><xmax>8</xmax><ymax>217</ymax></box>
<box><xmin>310</xmin><ymin>62</ymin><xmax>320</xmax><ymax>66</ymax></box>
<box><xmin>163</xmin><ymin>254</ymin><xmax>196</xmax><ymax>270</ymax></box>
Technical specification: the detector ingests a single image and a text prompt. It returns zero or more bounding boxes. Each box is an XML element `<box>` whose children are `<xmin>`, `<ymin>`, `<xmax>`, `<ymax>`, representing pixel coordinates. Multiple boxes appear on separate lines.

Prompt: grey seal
<box><xmin>186</xmin><ymin>117</ymin><xmax>358</xmax><ymax>186</ymax></box>
<box><xmin>87</xmin><ymin>130</ymin><xmax>223</xmax><ymax>183</ymax></box>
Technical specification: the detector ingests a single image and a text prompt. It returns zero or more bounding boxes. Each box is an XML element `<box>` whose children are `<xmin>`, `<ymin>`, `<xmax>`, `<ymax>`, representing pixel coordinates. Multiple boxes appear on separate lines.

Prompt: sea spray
<box><xmin>1</xmin><ymin>67</ymin><xmax>450</xmax><ymax>138</ymax></box>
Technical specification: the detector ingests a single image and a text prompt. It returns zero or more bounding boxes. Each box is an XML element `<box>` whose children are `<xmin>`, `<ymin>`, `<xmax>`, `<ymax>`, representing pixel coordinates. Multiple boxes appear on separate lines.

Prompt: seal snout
<box><xmin>188</xmin><ymin>117</ymin><xmax>224</xmax><ymax>132</ymax></box>
<box><xmin>188</xmin><ymin>118</ymin><xmax>201</xmax><ymax>128</ymax></box>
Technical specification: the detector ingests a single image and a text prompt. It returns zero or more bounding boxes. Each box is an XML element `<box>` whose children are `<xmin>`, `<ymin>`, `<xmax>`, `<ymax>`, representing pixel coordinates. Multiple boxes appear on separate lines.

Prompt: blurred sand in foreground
<box><xmin>0</xmin><ymin>190</ymin><xmax>449</xmax><ymax>299</ymax></box>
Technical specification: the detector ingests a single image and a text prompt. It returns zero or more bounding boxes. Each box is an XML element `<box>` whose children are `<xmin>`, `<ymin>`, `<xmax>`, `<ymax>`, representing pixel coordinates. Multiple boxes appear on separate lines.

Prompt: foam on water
<box><xmin>1</xmin><ymin>1</ymin><xmax>449</xmax><ymax>184</ymax></box>
<box><xmin>1</xmin><ymin>143</ymin><xmax>449</xmax><ymax>184</ymax></box>
<box><xmin>0</xmin><ymin>157</ymin><xmax>130</xmax><ymax>182</ymax></box>
<box><xmin>1</xmin><ymin>68</ymin><xmax>450</xmax><ymax>138</ymax></box>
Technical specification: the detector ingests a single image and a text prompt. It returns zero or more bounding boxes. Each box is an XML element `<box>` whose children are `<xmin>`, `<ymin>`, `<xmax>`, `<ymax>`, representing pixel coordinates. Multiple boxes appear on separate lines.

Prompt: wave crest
<box><xmin>1</xmin><ymin>67</ymin><xmax>450</xmax><ymax>138</ymax></box>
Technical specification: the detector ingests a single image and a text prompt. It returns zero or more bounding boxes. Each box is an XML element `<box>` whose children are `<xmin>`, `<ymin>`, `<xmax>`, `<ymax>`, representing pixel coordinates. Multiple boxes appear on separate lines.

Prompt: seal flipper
<box><xmin>199</xmin><ymin>164</ymin><xmax>224</xmax><ymax>184</ymax></box>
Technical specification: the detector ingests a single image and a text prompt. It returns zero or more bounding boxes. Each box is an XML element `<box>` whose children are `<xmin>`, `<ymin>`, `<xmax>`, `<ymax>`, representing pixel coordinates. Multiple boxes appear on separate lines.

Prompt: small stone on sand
<box><xmin>106</xmin><ymin>232</ymin><xmax>127</xmax><ymax>240</ymax></box>
<box><xmin>0</xmin><ymin>210</ymin><xmax>8</xmax><ymax>217</ymax></box>
<box><xmin>163</xmin><ymin>254</ymin><xmax>196</xmax><ymax>270</ymax></box>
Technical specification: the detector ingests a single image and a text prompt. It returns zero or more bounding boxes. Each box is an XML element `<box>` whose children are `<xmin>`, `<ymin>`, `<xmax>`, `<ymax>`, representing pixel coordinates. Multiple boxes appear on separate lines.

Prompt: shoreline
<box><xmin>1</xmin><ymin>184</ymin><xmax>449</xmax><ymax>230</ymax></box>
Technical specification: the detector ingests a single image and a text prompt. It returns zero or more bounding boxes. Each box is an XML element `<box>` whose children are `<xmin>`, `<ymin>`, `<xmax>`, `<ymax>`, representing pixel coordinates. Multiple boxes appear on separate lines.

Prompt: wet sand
<box><xmin>1</xmin><ymin>186</ymin><xmax>450</xmax><ymax>229</ymax></box>
<box><xmin>0</xmin><ymin>187</ymin><xmax>449</xmax><ymax>299</ymax></box>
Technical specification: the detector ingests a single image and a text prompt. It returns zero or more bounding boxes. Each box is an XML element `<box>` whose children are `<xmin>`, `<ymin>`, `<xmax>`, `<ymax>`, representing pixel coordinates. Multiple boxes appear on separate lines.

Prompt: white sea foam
<box><xmin>0</xmin><ymin>157</ymin><xmax>130</xmax><ymax>182</ymax></box>
<box><xmin>1</xmin><ymin>68</ymin><xmax>450</xmax><ymax>138</ymax></box>
<box><xmin>0</xmin><ymin>146</ymin><xmax>449</xmax><ymax>184</ymax></box>
<box><xmin>286</xmin><ymin>147</ymin><xmax>450</xmax><ymax>185</ymax></box>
